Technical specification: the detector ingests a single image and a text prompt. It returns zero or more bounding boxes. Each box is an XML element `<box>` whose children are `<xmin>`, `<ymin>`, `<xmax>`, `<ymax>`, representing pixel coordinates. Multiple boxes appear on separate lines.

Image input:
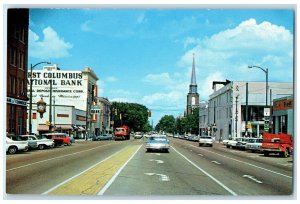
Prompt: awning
<box><xmin>38</xmin><ymin>125</ymin><xmax>50</xmax><ymax>131</ymax></box>
<box><xmin>54</xmin><ymin>125</ymin><xmax>73</xmax><ymax>130</ymax></box>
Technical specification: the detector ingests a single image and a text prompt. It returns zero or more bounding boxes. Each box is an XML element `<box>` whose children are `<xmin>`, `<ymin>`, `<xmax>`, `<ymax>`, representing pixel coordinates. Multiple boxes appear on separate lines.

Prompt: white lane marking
<box><xmin>42</xmin><ymin>146</ymin><xmax>124</xmax><ymax>195</ymax></box>
<box><xmin>171</xmin><ymin>146</ymin><xmax>237</xmax><ymax>196</ymax></box>
<box><xmin>198</xmin><ymin>154</ymin><xmax>203</xmax><ymax>157</ymax></box>
<box><xmin>186</xmin><ymin>143</ymin><xmax>292</xmax><ymax>179</ymax></box>
<box><xmin>211</xmin><ymin>161</ymin><xmax>221</xmax><ymax>165</ymax></box>
<box><xmin>97</xmin><ymin>145</ymin><xmax>142</xmax><ymax>195</ymax></box>
<box><xmin>148</xmin><ymin>159</ymin><xmax>164</xmax><ymax>164</ymax></box>
<box><xmin>144</xmin><ymin>173</ymin><xmax>170</xmax><ymax>182</ymax></box>
<box><xmin>7</xmin><ymin>143</ymin><xmax>114</xmax><ymax>172</ymax></box>
<box><xmin>150</xmin><ymin>153</ymin><xmax>161</xmax><ymax>156</ymax></box>
<box><xmin>243</xmin><ymin>175</ymin><xmax>263</xmax><ymax>184</ymax></box>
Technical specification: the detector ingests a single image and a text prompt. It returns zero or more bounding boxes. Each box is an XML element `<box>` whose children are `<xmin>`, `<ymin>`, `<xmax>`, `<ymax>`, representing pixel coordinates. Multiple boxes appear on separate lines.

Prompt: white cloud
<box><xmin>142</xmin><ymin>73</ymin><xmax>172</xmax><ymax>86</ymax></box>
<box><xmin>106</xmin><ymin>76</ymin><xmax>118</xmax><ymax>82</ymax></box>
<box><xmin>178</xmin><ymin>18</ymin><xmax>293</xmax><ymax>100</ymax></box>
<box><xmin>29</xmin><ymin>27</ymin><xmax>73</xmax><ymax>59</ymax></box>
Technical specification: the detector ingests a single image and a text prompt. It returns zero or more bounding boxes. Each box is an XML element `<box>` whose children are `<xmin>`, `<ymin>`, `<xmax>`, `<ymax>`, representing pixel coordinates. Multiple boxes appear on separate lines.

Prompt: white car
<box><xmin>19</xmin><ymin>135</ymin><xmax>55</xmax><ymax>150</ymax></box>
<box><xmin>199</xmin><ymin>136</ymin><xmax>213</xmax><ymax>147</ymax></box>
<box><xmin>6</xmin><ymin>137</ymin><xmax>29</xmax><ymax>154</ymax></box>
<box><xmin>226</xmin><ymin>137</ymin><xmax>245</xmax><ymax>149</ymax></box>
<box><xmin>245</xmin><ymin>138</ymin><xmax>263</xmax><ymax>152</ymax></box>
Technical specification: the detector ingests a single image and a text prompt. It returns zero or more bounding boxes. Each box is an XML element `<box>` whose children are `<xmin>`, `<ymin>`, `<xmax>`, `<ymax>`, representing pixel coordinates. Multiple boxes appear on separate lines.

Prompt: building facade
<box><xmin>94</xmin><ymin>97</ymin><xmax>111</xmax><ymax>136</ymax></box>
<box><xmin>6</xmin><ymin>9</ymin><xmax>29</xmax><ymax>136</ymax></box>
<box><xmin>27</xmin><ymin>65</ymin><xmax>99</xmax><ymax>138</ymax></box>
<box><xmin>203</xmin><ymin>80</ymin><xmax>293</xmax><ymax>141</ymax></box>
<box><xmin>186</xmin><ymin>54</ymin><xmax>199</xmax><ymax>116</ymax></box>
<box><xmin>272</xmin><ymin>95</ymin><xmax>294</xmax><ymax>136</ymax></box>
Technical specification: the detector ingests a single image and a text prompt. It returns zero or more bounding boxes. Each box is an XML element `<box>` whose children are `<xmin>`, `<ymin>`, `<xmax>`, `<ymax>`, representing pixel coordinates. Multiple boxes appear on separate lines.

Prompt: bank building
<box><xmin>27</xmin><ymin>64</ymin><xmax>104</xmax><ymax>139</ymax></box>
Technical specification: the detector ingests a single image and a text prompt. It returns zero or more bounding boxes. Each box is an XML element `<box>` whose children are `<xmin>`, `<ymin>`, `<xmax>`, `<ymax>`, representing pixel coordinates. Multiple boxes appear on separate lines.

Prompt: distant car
<box><xmin>199</xmin><ymin>136</ymin><xmax>213</xmax><ymax>147</ymax></box>
<box><xmin>134</xmin><ymin>132</ymin><xmax>143</xmax><ymax>139</ymax></box>
<box><xmin>222</xmin><ymin>139</ymin><xmax>230</xmax><ymax>145</ymax></box>
<box><xmin>245</xmin><ymin>138</ymin><xmax>263</xmax><ymax>152</ymax></box>
<box><xmin>93</xmin><ymin>134</ymin><xmax>114</xmax><ymax>141</ymax></box>
<box><xmin>42</xmin><ymin>133</ymin><xmax>72</xmax><ymax>146</ymax></box>
<box><xmin>6</xmin><ymin>137</ymin><xmax>29</xmax><ymax>154</ymax></box>
<box><xmin>146</xmin><ymin>135</ymin><xmax>170</xmax><ymax>153</ymax></box>
<box><xmin>10</xmin><ymin>135</ymin><xmax>38</xmax><ymax>150</ymax></box>
<box><xmin>19</xmin><ymin>135</ymin><xmax>54</xmax><ymax>150</ymax></box>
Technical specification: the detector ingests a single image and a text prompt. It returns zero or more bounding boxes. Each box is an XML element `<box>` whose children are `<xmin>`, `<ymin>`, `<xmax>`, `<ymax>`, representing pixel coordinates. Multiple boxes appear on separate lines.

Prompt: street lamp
<box><xmin>28</xmin><ymin>61</ymin><xmax>51</xmax><ymax>134</ymax></box>
<box><xmin>248</xmin><ymin>65</ymin><xmax>268</xmax><ymax>107</ymax></box>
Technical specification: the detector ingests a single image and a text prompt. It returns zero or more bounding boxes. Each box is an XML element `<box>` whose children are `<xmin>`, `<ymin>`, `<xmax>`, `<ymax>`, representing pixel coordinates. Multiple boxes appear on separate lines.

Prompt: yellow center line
<box><xmin>47</xmin><ymin>145</ymin><xmax>141</xmax><ymax>195</ymax></box>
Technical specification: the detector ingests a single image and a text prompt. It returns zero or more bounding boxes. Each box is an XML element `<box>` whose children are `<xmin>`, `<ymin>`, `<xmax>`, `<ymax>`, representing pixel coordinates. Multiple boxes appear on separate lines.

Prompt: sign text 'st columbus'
<box><xmin>27</xmin><ymin>69</ymin><xmax>87</xmax><ymax>111</ymax></box>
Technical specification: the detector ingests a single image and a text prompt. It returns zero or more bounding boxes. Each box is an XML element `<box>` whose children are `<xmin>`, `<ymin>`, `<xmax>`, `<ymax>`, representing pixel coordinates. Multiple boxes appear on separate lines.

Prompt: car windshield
<box><xmin>115</xmin><ymin>128</ymin><xmax>124</xmax><ymax>132</ymax></box>
<box><xmin>148</xmin><ymin>137</ymin><xmax>167</xmax><ymax>142</ymax></box>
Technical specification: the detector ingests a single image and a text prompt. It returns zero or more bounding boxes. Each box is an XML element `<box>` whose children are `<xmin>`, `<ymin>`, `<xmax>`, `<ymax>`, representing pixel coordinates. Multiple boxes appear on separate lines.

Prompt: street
<box><xmin>6</xmin><ymin>137</ymin><xmax>293</xmax><ymax>197</ymax></box>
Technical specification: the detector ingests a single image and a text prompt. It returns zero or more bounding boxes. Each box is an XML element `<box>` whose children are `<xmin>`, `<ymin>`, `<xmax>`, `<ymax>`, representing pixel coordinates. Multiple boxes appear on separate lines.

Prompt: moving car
<box><xmin>134</xmin><ymin>132</ymin><xmax>143</xmax><ymax>139</ymax></box>
<box><xmin>146</xmin><ymin>135</ymin><xmax>170</xmax><ymax>153</ymax></box>
<box><xmin>6</xmin><ymin>137</ymin><xmax>29</xmax><ymax>154</ymax></box>
<box><xmin>245</xmin><ymin>138</ymin><xmax>263</xmax><ymax>152</ymax></box>
<box><xmin>226</xmin><ymin>137</ymin><xmax>244</xmax><ymax>149</ymax></box>
<box><xmin>199</xmin><ymin>136</ymin><xmax>213</xmax><ymax>147</ymax></box>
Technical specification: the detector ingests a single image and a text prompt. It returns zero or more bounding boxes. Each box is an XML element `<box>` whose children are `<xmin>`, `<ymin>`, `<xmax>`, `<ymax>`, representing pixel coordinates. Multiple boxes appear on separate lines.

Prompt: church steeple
<box><xmin>186</xmin><ymin>53</ymin><xmax>199</xmax><ymax>116</ymax></box>
<box><xmin>189</xmin><ymin>53</ymin><xmax>197</xmax><ymax>93</ymax></box>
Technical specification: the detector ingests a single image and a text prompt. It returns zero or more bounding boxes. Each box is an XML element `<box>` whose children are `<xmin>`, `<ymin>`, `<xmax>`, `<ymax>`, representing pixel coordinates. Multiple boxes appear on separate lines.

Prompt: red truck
<box><xmin>114</xmin><ymin>125</ymin><xmax>130</xmax><ymax>140</ymax></box>
<box><xmin>262</xmin><ymin>132</ymin><xmax>293</xmax><ymax>157</ymax></box>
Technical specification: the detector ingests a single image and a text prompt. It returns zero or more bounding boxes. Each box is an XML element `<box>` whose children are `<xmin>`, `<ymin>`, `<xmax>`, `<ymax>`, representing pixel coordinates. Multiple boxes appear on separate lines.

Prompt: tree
<box><xmin>111</xmin><ymin>102</ymin><xmax>150</xmax><ymax>132</ymax></box>
<box><xmin>155</xmin><ymin>115</ymin><xmax>175</xmax><ymax>133</ymax></box>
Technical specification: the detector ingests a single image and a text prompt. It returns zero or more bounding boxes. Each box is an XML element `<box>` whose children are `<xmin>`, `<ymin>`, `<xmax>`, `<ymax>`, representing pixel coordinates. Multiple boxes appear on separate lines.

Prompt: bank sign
<box><xmin>28</xmin><ymin>70</ymin><xmax>87</xmax><ymax>111</ymax></box>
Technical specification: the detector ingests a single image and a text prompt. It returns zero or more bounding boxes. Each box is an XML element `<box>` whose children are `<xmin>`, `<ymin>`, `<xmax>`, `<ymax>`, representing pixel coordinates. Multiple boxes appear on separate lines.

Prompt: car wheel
<box><xmin>67</xmin><ymin>142</ymin><xmax>72</xmax><ymax>146</ymax></box>
<box><xmin>283</xmin><ymin>149</ymin><xmax>289</xmax><ymax>158</ymax></box>
<box><xmin>38</xmin><ymin>144</ymin><xmax>45</xmax><ymax>150</ymax></box>
<box><xmin>50</xmin><ymin>143</ymin><xmax>55</xmax><ymax>148</ymax></box>
<box><xmin>199</xmin><ymin>143</ymin><xmax>202</xmax><ymax>147</ymax></box>
<box><xmin>264</xmin><ymin>151</ymin><xmax>269</xmax><ymax>156</ymax></box>
<box><xmin>8</xmin><ymin>146</ymin><xmax>17</xmax><ymax>154</ymax></box>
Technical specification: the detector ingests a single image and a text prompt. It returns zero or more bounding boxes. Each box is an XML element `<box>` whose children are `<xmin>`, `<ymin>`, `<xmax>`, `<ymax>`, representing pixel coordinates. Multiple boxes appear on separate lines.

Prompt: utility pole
<box><xmin>245</xmin><ymin>83</ymin><xmax>248</xmax><ymax>137</ymax></box>
<box><xmin>49</xmin><ymin>79</ymin><xmax>53</xmax><ymax>132</ymax></box>
<box><xmin>235</xmin><ymin>95</ymin><xmax>239</xmax><ymax>139</ymax></box>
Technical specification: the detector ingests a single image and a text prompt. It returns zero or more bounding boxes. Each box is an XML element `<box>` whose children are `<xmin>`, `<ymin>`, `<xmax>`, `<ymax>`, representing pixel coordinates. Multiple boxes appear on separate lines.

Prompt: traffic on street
<box><xmin>6</xmin><ymin>135</ymin><xmax>293</xmax><ymax>197</ymax></box>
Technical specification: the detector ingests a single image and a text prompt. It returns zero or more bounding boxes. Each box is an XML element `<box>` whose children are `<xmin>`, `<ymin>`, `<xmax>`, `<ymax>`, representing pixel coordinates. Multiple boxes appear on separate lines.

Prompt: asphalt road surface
<box><xmin>5</xmin><ymin>137</ymin><xmax>294</xmax><ymax>199</ymax></box>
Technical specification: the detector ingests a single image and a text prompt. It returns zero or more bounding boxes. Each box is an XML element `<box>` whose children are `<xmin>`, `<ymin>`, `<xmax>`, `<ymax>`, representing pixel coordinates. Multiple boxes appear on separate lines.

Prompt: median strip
<box><xmin>43</xmin><ymin>145</ymin><xmax>141</xmax><ymax>195</ymax></box>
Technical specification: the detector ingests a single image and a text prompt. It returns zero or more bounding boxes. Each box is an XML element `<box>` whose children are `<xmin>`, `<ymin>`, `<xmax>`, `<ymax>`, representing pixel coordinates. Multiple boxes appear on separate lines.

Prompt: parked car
<box><xmin>93</xmin><ymin>134</ymin><xmax>114</xmax><ymax>141</ymax></box>
<box><xmin>6</xmin><ymin>137</ymin><xmax>29</xmax><ymax>154</ymax></box>
<box><xmin>226</xmin><ymin>137</ymin><xmax>244</xmax><ymax>149</ymax></box>
<box><xmin>10</xmin><ymin>135</ymin><xmax>38</xmax><ymax>150</ymax></box>
<box><xmin>199</xmin><ymin>136</ymin><xmax>213</xmax><ymax>147</ymax></box>
<box><xmin>236</xmin><ymin>138</ymin><xmax>250</xmax><ymax>150</ymax></box>
<box><xmin>42</xmin><ymin>133</ymin><xmax>72</xmax><ymax>146</ymax></box>
<box><xmin>19</xmin><ymin>135</ymin><xmax>55</xmax><ymax>150</ymax></box>
<box><xmin>245</xmin><ymin>138</ymin><xmax>263</xmax><ymax>152</ymax></box>
<box><xmin>146</xmin><ymin>135</ymin><xmax>170</xmax><ymax>153</ymax></box>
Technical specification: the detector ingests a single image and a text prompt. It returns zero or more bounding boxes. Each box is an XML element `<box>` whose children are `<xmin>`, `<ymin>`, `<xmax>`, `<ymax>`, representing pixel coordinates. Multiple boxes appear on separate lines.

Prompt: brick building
<box><xmin>6</xmin><ymin>9</ymin><xmax>29</xmax><ymax>135</ymax></box>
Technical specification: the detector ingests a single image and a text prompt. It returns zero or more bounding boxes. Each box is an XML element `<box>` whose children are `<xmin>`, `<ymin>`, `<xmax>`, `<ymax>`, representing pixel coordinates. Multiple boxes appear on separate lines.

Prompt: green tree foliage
<box><xmin>155</xmin><ymin>115</ymin><xmax>175</xmax><ymax>133</ymax></box>
<box><xmin>159</xmin><ymin>108</ymin><xmax>199</xmax><ymax>135</ymax></box>
<box><xmin>111</xmin><ymin>102</ymin><xmax>150</xmax><ymax>132</ymax></box>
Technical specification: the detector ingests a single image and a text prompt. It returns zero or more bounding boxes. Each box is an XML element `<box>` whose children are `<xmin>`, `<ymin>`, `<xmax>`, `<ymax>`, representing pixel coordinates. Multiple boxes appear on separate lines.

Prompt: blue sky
<box><xmin>28</xmin><ymin>8</ymin><xmax>294</xmax><ymax>125</ymax></box>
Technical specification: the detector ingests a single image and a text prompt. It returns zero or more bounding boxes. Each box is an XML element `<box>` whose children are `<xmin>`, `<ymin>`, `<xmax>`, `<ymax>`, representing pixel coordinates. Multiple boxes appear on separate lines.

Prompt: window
<box><xmin>10</xmin><ymin>47</ymin><xmax>17</xmax><ymax>66</ymax></box>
